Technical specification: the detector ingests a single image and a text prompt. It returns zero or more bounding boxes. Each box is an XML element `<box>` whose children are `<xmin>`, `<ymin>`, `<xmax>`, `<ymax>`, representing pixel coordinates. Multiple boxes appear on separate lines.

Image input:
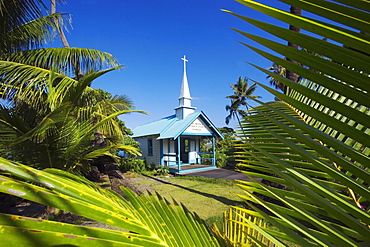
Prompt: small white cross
<box><xmin>181</xmin><ymin>55</ymin><xmax>188</xmax><ymax>63</ymax></box>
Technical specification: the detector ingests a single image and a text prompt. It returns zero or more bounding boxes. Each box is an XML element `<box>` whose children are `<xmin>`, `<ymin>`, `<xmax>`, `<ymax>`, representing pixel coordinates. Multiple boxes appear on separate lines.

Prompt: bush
<box><xmin>156</xmin><ymin>166</ymin><xmax>169</xmax><ymax>176</ymax></box>
<box><xmin>119</xmin><ymin>158</ymin><xmax>146</xmax><ymax>173</ymax></box>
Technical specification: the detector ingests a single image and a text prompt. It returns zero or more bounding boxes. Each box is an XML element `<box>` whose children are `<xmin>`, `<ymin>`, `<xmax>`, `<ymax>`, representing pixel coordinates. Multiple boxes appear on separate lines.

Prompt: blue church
<box><xmin>132</xmin><ymin>56</ymin><xmax>223</xmax><ymax>173</ymax></box>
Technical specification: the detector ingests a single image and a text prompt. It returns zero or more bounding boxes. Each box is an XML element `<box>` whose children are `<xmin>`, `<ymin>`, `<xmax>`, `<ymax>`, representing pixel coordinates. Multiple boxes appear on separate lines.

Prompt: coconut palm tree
<box><xmin>226</xmin><ymin>77</ymin><xmax>261</xmax><ymax>115</ymax></box>
<box><xmin>267</xmin><ymin>62</ymin><xmax>286</xmax><ymax>92</ymax></box>
<box><xmin>267</xmin><ymin>6</ymin><xmax>302</xmax><ymax>93</ymax></box>
<box><xmin>225</xmin><ymin>99</ymin><xmax>246</xmax><ymax>126</ymax></box>
<box><xmin>222</xmin><ymin>1</ymin><xmax>370</xmax><ymax>245</ymax></box>
<box><xmin>285</xmin><ymin>6</ymin><xmax>302</xmax><ymax>86</ymax></box>
<box><xmin>0</xmin><ymin>0</ymin><xmax>144</xmax><ymax>171</ymax></box>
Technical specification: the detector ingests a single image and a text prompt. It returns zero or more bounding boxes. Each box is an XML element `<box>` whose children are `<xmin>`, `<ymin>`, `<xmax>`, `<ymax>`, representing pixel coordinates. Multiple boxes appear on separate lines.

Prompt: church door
<box><xmin>188</xmin><ymin>140</ymin><xmax>197</xmax><ymax>164</ymax></box>
<box><xmin>180</xmin><ymin>138</ymin><xmax>190</xmax><ymax>163</ymax></box>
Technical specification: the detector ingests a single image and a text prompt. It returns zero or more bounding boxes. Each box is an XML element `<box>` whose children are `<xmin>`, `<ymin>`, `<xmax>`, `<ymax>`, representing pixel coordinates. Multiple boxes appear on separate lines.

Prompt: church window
<box><xmin>148</xmin><ymin>139</ymin><xmax>153</xmax><ymax>156</ymax></box>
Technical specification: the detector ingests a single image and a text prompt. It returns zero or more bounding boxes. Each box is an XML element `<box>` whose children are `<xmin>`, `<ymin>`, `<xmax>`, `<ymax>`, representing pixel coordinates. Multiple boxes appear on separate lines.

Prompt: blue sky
<box><xmin>52</xmin><ymin>0</ymin><xmax>290</xmax><ymax>130</ymax></box>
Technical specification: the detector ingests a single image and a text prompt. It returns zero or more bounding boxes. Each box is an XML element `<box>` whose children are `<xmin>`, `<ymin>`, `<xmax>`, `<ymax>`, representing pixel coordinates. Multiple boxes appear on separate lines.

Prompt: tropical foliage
<box><xmin>267</xmin><ymin>62</ymin><xmax>286</xmax><ymax>92</ymax></box>
<box><xmin>218</xmin><ymin>207</ymin><xmax>278</xmax><ymax>247</ymax></box>
<box><xmin>0</xmin><ymin>0</ymin><xmax>143</xmax><ymax>171</ymax></box>
<box><xmin>225</xmin><ymin>77</ymin><xmax>260</xmax><ymax>125</ymax></box>
<box><xmin>223</xmin><ymin>0</ymin><xmax>370</xmax><ymax>246</ymax></box>
<box><xmin>0</xmin><ymin>157</ymin><xmax>227</xmax><ymax>246</ymax></box>
<box><xmin>215</xmin><ymin>127</ymin><xmax>237</xmax><ymax>169</ymax></box>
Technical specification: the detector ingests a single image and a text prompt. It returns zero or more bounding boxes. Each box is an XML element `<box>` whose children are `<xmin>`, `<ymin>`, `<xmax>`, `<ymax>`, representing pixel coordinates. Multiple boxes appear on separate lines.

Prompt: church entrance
<box><xmin>180</xmin><ymin>138</ymin><xmax>196</xmax><ymax>164</ymax></box>
<box><xmin>180</xmin><ymin>138</ymin><xmax>190</xmax><ymax>163</ymax></box>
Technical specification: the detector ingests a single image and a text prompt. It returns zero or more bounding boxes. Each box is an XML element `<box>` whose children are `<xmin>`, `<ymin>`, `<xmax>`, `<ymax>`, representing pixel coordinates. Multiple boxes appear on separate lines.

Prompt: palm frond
<box><xmin>0</xmin><ymin>157</ymin><xmax>226</xmax><ymax>246</ymax></box>
<box><xmin>0</xmin><ymin>47</ymin><xmax>121</xmax><ymax>78</ymax></box>
<box><xmin>224</xmin><ymin>0</ymin><xmax>370</xmax><ymax>245</ymax></box>
<box><xmin>0</xmin><ymin>13</ymin><xmax>67</xmax><ymax>53</ymax></box>
<box><xmin>0</xmin><ymin>61</ymin><xmax>75</xmax><ymax>104</ymax></box>
<box><xmin>0</xmin><ymin>0</ymin><xmax>44</xmax><ymax>36</ymax></box>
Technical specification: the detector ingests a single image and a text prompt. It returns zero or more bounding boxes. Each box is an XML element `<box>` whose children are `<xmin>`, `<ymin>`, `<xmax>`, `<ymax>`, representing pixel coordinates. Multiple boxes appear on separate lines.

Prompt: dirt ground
<box><xmin>123</xmin><ymin>172</ymin><xmax>173</xmax><ymax>192</ymax></box>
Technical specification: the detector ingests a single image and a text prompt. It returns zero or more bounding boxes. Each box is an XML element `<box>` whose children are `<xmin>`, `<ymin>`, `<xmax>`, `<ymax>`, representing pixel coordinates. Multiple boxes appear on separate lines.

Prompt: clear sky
<box><xmin>51</xmin><ymin>0</ymin><xmax>290</xmax><ymax>130</ymax></box>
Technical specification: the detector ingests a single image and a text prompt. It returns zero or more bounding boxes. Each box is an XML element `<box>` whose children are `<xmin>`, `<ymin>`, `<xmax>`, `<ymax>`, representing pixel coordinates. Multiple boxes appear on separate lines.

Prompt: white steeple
<box><xmin>175</xmin><ymin>55</ymin><xmax>196</xmax><ymax>119</ymax></box>
<box><xmin>179</xmin><ymin>55</ymin><xmax>191</xmax><ymax>99</ymax></box>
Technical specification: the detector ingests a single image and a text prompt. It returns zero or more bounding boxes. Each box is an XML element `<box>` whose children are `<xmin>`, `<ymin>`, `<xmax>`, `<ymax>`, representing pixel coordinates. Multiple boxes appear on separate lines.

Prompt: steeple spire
<box><xmin>175</xmin><ymin>55</ymin><xmax>196</xmax><ymax>119</ymax></box>
<box><xmin>180</xmin><ymin>55</ymin><xmax>191</xmax><ymax>99</ymax></box>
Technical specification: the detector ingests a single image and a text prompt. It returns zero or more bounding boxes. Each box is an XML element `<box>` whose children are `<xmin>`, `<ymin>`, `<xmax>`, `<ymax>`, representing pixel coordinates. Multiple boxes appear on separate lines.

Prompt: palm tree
<box><xmin>0</xmin><ymin>0</ymin><xmax>144</xmax><ymax>171</ymax></box>
<box><xmin>51</xmin><ymin>0</ymin><xmax>70</xmax><ymax>48</ymax></box>
<box><xmin>285</xmin><ymin>6</ymin><xmax>302</xmax><ymax>86</ymax></box>
<box><xmin>225</xmin><ymin>77</ymin><xmax>260</xmax><ymax>121</ymax></box>
<box><xmin>267</xmin><ymin>6</ymin><xmax>302</xmax><ymax>93</ymax></box>
<box><xmin>222</xmin><ymin>1</ymin><xmax>370</xmax><ymax>245</ymax></box>
<box><xmin>267</xmin><ymin>62</ymin><xmax>286</xmax><ymax>92</ymax></box>
<box><xmin>225</xmin><ymin>99</ymin><xmax>245</xmax><ymax>126</ymax></box>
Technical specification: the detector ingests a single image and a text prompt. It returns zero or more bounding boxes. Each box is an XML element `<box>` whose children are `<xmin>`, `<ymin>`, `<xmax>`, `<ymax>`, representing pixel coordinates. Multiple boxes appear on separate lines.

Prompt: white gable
<box><xmin>184</xmin><ymin>118</ymin><xmax>211</xmax><ymax>134</ymax></box>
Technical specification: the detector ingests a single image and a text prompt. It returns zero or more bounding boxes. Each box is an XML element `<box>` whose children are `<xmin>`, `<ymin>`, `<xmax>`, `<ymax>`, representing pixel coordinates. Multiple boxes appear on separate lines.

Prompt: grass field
<box><xmin>132</xmin><ymin>175</ymin><xmax>246</xmax><ymax>228</ymax></box>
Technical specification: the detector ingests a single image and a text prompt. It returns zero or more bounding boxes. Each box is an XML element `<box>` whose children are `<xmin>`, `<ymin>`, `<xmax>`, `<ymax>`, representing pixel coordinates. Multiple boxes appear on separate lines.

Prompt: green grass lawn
<box><xmin>146</xmin><ymin>176</ymin><xmax>246</xmax><ymax>228</ymax></box>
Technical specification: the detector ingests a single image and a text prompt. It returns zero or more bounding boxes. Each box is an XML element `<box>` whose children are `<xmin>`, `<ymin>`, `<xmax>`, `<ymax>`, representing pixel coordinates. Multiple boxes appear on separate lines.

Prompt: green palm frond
<box><xmin>0</xmin><ymin>61</ymin><xmax>75</xmax><ymax>103</ymax></box>
<box><xmin>0</xmin><ymin>104</ymin><xmax>31</xmax><ymax>141</ymax></box>
<box><xmin>65</xmin><ymin>110</ymin><xmax>142</xmax><ymax>154</ymax></box>
<box><xmin>0</xmin><ymin>13</ymin><xmax>68</xmax><ymax>53</ymax></box>
<box><xmin>11</xmin><ymin>103</ymin><xmax>71</xmax><ymax>145</ymax></box>
<box><xmin>215</xmin><ymin>207</ymin><xmax>284</xmax><ymax>246</ymax></box>
<box><xmin>0</xmin><ymin>0</ymin><xmax>44</xmax><ymax>36</ymax></box>
<box><xmin>0</xmin><ymin>157</ymin><xmax>226</xmax><ymax>247</ymax></box>
<box><xmin>109</xmin><ymin>94</ymin><xmax>134</xmax><ymax>110</ymax></box>
<box><xmin>0</xmin><ymin>63</ymin><xmax>142</xmax><ymax>169</ymax></box>
<box><xmin>0</xmin><ymin>61</ymin><xmax>122</xmax><ymax>110</ymax></box>
<box><xmin>0</xmin><ymin>47</ymin><xmax>121</xmax><ymax>78</ymax></box>
<box><xmin>224</xmin><ymin>0</ymin><xmax>370</xmax><ymax>246</ymax></box>
<box><xmin>235</xmin><ymin>101</ymin><xmax>369</xmax><ymax>245</ymax></box>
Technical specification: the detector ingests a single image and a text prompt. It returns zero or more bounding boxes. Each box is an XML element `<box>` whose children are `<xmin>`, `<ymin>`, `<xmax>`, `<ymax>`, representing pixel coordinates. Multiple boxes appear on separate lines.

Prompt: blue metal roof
<box><xmin>132</xmin><ymin>115</ymin><xmax>177</xmax><ymax>138</ymax></box>
<box><xmin>132</xmin><ymin>111</ymin><xmax>223</xmax><ymax>140</ymax></box>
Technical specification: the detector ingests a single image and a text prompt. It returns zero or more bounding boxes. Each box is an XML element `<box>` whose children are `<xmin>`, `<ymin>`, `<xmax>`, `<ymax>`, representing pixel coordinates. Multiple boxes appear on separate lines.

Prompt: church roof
<box><xmin>132</xmin><ymin>111</ymin><xmax>223</xmax><ymax>140</ymax></box>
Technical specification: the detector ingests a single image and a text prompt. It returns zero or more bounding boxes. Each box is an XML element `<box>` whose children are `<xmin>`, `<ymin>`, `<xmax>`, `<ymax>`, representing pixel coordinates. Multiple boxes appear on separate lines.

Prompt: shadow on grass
<box><xmin>143</xmin><ymin>175</ymin><xmax>244</xmax><ymax>207</ymax></box>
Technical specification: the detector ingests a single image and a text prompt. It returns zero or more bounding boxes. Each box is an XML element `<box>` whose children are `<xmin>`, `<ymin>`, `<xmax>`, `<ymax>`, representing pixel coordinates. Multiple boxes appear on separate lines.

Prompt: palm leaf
<box><xmin>0</xmin><ymin>157</ymin><xmax>225</xmax><ymax>247</ymax></box>
<box><xmin>0</xmin><ymin>13</ymin><xmax>68</xmax><ymax>53</ymax></box>
<box><xmin>0</xmin><ymin>47</ymin><xmax>121</xmax><ymax>78</ymax></box>
<box><xmin>233</xmin><ymin>0</ymin><xmax>370</xmax><ymax>50</ymax></box>
<box><xmin>0</xmin><ymin>0</ymin><xmax>45</xmax><ymax>51</ymax></box>
<box><xmin>224</xmin><ymin>0</ymin><xmax>370</xmax><ymax>246</ymax></box>
<box><xmin>0</xmin><ymin>61</ymin><xmax>75</xmax><ymax>104</ymax></box>
<box><xmin>279</xmin><ymin>0</ymin><xmax>370</xmax><ymax>33</ymax></box>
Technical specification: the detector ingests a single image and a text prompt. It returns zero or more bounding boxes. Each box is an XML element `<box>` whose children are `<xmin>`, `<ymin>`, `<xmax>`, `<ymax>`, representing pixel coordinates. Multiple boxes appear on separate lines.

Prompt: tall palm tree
<box><xmin>0</xmin><ymin>0</ymin><xmax>144</xmax><ymax>171</ymax></box>
<box><xmin>222</xmin><ymin>1</ymin><xmax>370</xmax><ymax>245</ymax></box>
<box><xmin>267</xmin><ymin>62</ymin><xmax>286</xmax><ymax>91</ymax></box>
<box><xmin>285</xmin><ymin>5</ymin><xmax>302</xmax><ymax>86</ymax></box>
<box><xmin>225</xmin><ymin>99</ymin><xmax>245</xmax><ymax>126</ymax></box>
<box><xmin>267</xmin><ymin>6</ymin><xmax>302</xmax><ymax>93</ymax></box>
<box><xmin>51</xmin><ymin>0</ymin><xmax>70</xmax><ymax>48</ymax></box>
<box><xmin>226</xmin><ymin>77</ymin><xmax>261</xmax><ymax>117</ymax></box>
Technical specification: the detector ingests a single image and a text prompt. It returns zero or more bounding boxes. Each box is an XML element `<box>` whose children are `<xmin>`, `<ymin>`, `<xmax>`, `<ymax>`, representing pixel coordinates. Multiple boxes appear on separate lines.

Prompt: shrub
<box><xmin>119</xmin><ymin>158</ymin><xmax>146</xmax><ymax>173</ymax></box>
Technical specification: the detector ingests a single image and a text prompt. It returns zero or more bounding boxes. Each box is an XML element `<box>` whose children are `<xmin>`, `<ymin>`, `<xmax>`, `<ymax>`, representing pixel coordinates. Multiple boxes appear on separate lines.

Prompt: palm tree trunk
<box><xmin>51</xmin><ymin>0</ymin><xmax>70</xmax><ymax>48</ymax></box>
<box><xmin>51</xmin><ymin>1</ymin><xmax>83</xmax><ymax>80</ymax></box>
<box><xmin>285</xmin><ymin>6</ymin><xmax>302</xmax><ymax>93</ymax></box>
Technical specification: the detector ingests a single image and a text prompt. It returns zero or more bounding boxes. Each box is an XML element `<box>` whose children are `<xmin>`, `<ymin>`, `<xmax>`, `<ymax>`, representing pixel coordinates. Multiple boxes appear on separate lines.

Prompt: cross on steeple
<box><xmin>181</xmin><ymin>55</ymin><xmax>188</xmax><ymax>71</ymax></box>
<box><xmin>181</xmin><ymin>55</ymin><xmax>188</xmax><ymax>62</ymax></box>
